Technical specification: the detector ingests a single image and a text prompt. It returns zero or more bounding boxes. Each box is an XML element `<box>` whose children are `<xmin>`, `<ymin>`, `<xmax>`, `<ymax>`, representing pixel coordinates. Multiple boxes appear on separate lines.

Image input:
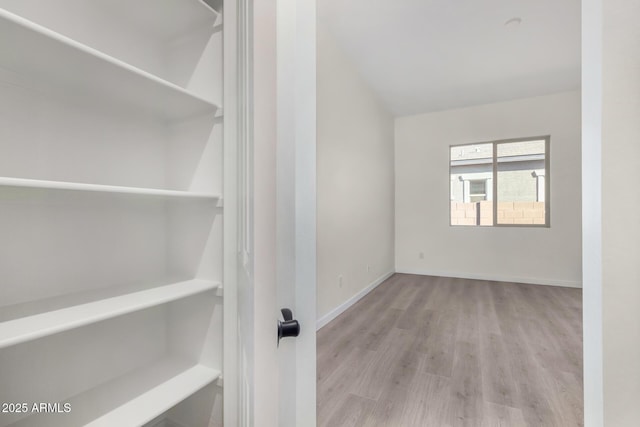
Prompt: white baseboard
<box><xmin>316</xmin><ymin>270</ymin><xmax>395</xmax><ymax>330</ymax></box>
<box><xmin>395</xmin><ymin>268</ymin><xmax>582</xmax><ymax>289</ymax></box>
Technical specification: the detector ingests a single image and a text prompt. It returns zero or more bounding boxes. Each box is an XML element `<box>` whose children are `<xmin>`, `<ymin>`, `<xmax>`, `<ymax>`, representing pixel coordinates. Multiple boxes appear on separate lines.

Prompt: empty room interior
<box><xmin>316</xmin><ymin>1</ymin><xmax>583</xmax><ymax>426</ymax></box>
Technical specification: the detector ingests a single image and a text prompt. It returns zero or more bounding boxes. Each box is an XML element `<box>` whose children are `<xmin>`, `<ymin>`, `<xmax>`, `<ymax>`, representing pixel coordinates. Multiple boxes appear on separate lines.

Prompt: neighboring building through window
<box><xmin>450</xmin><ymin>137</ymin><xmax>550</xmax><ymax>227</ymax></box>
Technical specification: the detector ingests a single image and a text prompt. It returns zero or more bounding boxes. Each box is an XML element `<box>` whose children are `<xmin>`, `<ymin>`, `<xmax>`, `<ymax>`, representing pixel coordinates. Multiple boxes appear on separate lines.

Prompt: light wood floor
<box><xmin>317</xmin><ymin>274</ymin><xmax>583</xmax><ymax>427</ymax></box>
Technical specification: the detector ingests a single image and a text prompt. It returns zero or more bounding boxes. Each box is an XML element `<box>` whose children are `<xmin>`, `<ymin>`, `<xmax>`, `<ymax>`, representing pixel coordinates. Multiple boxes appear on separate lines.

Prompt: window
<box><xmin>450</xmin><ymin>137</ymin><xmax>550</xmax><ymax>227</ymax></box>
<box><xmin>469</xmin><ymin>180</ymin><xmax>487</xmax><ymax>202</ymax></box>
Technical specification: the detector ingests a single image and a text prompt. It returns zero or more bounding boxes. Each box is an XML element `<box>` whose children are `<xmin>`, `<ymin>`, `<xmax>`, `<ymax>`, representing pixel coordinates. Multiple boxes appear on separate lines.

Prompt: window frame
<box><xmin>449</xmin><ymin>136</ymin><xmax>551</xmax><ymax>228</ymax></box>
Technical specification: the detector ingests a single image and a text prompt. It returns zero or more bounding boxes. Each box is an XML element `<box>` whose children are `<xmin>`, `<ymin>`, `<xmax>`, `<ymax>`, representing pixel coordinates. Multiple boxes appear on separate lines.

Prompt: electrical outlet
<box><xmin>338</xmin><ymin>275</ymin><xmax>343</xmax><ymax>288</ymax></box>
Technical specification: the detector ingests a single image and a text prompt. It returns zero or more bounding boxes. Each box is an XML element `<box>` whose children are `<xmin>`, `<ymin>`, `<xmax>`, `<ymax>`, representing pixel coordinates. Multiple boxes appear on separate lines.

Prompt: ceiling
<box><xmin>318</xmin><ymin>0</ymin><xmax>581</xmax><ymax>116</ymax></box>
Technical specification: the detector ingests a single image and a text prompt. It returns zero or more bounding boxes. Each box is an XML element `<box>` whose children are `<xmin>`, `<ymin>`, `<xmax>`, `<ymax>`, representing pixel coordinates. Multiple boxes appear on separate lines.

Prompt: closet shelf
<box><xmin>0</xmin><ymin>279</ymin><xmax>220</xmax><ymax>349</ymax></box>
<box><xmin>13</xmin><ymin>359</ymin><xmax>220</xmax><ymax>427</ymax></box>
<box><xmin>0</xmin><ymin>9</ymin><xmax>219</xmax><ymax>120</ymax></box>
<box><xmin>86</xmin><ymin>362</ymin><xmax>220</xmax><ymax>427</ymax></box>
<box><xmin>0</xmin><ymin>177</ymin><xmax>220</xmax><ymax>200</ymax></box>
<box><xmin>113</xmin><ymin>0</ymin><xmax>220</xmax><ymax>41</ymax></box>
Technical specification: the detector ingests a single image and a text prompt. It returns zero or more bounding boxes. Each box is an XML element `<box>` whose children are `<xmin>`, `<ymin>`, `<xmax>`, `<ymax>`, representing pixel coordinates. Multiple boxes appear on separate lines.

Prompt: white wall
<box><xmin>395</xmin><ymin>91</ymin><xmax>582</xmax><ymax>287</ymax></box>
<box><xmin>600</xmin><ymin>0</ymin><xmax>640</xmax><ymax>424</ymax></box>
<box><xmin>316</xmin><ymin>23</ymin><xmax>395</xmax><ymax>321</ymax></box>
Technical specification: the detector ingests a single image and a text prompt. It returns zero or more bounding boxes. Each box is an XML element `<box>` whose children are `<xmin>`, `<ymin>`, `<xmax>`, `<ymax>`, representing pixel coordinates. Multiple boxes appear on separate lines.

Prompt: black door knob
<box><xmin>278</xmin><ymin>308</ymin><xmax>300</xmax><ymax>344</ymax></box>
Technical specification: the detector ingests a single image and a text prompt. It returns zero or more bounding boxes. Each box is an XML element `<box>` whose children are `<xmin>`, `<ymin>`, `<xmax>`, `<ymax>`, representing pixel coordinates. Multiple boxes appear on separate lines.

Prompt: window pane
<box><xmin>469</xmin><ymin>180</ymin><xmax>486</xmax><ymax>195</ymax></box>
<box><xmin>450</xmin><ymin>143</ymin><xmax>493</xmax><ymax>226</ymax></box>
<box><xmin>496</xmin><ymin>140</ymin><xmax>546</xmax><ymax>225</ymax></box>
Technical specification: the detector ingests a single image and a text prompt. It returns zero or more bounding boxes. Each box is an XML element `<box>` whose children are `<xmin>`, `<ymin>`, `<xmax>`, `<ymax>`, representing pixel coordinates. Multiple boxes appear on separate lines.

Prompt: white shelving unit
<box><xmin>0</xmin><ymin>1</ymin><xmax>227</xmax><ymax>426</ymax></box>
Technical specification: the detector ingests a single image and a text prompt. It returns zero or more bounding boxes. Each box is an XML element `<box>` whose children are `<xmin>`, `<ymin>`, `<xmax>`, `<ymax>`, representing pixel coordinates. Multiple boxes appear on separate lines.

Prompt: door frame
<box><xmin>223</xmin><ymin>0</ymin><xmax>240</xmax><ymax>425</ymax></box>
<box><xmin>233</xmin><ymin>0</ymin><xmax>606</xmax><ymax>426</ymax></box>
<box><xmin>226</xmin><ymin>0</ymin><xmax>317</xmax><ymax>426</ymax></box>
<box><xmin>582</xmin><ymin>0</ymin><xmax>603</xmax><ymax>426</ymax></box>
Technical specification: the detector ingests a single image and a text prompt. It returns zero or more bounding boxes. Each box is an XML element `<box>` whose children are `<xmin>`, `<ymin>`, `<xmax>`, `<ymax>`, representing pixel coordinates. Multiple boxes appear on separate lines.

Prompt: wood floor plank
<box><xmin>358</xmin><ymin>339</ymin><xmax>426</xmax><ymax>426</ymax></box>
<box><xmin>317</xmin><ymin>346</ymin><xmax>376</xmax><ymax>421</ymax></box>
<box><xmin>413</xmin><ymin>308</ymin><xmax>437</xmax><ymax>355</ymax></box>
<box><xmin>317</xmin><ymin>279</ymin><xmax>402</xmax><ymax>383</ymax></box>
<box><xmin>317</xmin><ymin>274</ymin><xmax>584</xmax><ymax>427</ymax></box>
<box><xmin>357</xmin><ymin>307</ymin><xmax>402</xmax><ymax>351</ymax></box>
<box><xmin>477</xmin><ymin>281</ymin><xmax>502</xmax><ymax>336</ymax></box>
<box><xmin>423</xmin><ymin>309</ymin><xmax>457</xmax><ymax>377</ymax></box>
<box><xmin>423</xmin><ymin>276</ymin><xmax>451</xmax><ymax>310</ymax></box>
<box><xmin>317</xmin><ymin>273</ymin><xmax>400</xmax><ymax>347</ymax></box>
<box><xmin>501</xmin><ymin>324</ymin><xmax>559</xmax><ymax>426</ymax></box>
<box><xmin>399</xmin><ymin>372</ymin><xmax>451</xmax><ymax>427</ymax></box>
<box><xmin>352</xmin><ymin>328</ymin><xmax>414</xmax><ymax>400</ymax></box>
<box><xmin>479</xmin><ymin>333</ymin><xmax>518</xmax><ymax>408</ymax></box>
<box><xmin>449</xmin><ymin>340</ymin><xmax>484</xmax><ymax>426</ymax></box>
<box><xmin>455</xmin><ymin>289</ymin><xmax>481</xmax><ymax>345</ymax></box>
<box><xmin>319</xmin><ymin>393</ymin><xmax>375</xmax><ymax>427</ymax></box>
<box><xmin>389</xmin><ymin>278</ymin><xmax>421</xmax><ymax>310</ymax></box>
<box><xmin>397</xmin><ymin>275</ymin><xmax>435</xmax><ymax>330</ymax></box>
<box><xmin>547</xmin><ymin>370</ymin><xmax>585</xmax><ymax>427</ymax></box>
<box><xmin>358</xmin><ymin>385</ymin><xmax>408</xmax><ymax>427</ymax></box>
<box><xmin>520</xmin><ymin>315</ymin><xmax>582</xmax><ymax>379</ymax></box>
<box><xmin>482</xmin><ymin>402</ymin><xmax>527</xmax><ymax>427</ymax></box>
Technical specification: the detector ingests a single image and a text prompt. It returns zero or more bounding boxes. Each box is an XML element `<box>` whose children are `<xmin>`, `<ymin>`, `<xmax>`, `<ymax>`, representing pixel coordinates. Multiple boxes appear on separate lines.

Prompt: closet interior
<box><xmin>0</xmin><ymin>1</ymin><xmax>227</xmax><ymax>425</ymax></box>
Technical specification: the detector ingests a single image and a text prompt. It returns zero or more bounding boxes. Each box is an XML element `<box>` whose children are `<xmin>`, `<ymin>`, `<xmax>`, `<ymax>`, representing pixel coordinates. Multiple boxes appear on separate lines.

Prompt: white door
<box><xmin>232</xmin><ymin>0</ymin><xmax>317</xmax><ymax>425</ymax></box>
<box><xmin>276</xmin><ymin>0</ymin><xmax>317</xmax><ymax>426</ymax></box>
